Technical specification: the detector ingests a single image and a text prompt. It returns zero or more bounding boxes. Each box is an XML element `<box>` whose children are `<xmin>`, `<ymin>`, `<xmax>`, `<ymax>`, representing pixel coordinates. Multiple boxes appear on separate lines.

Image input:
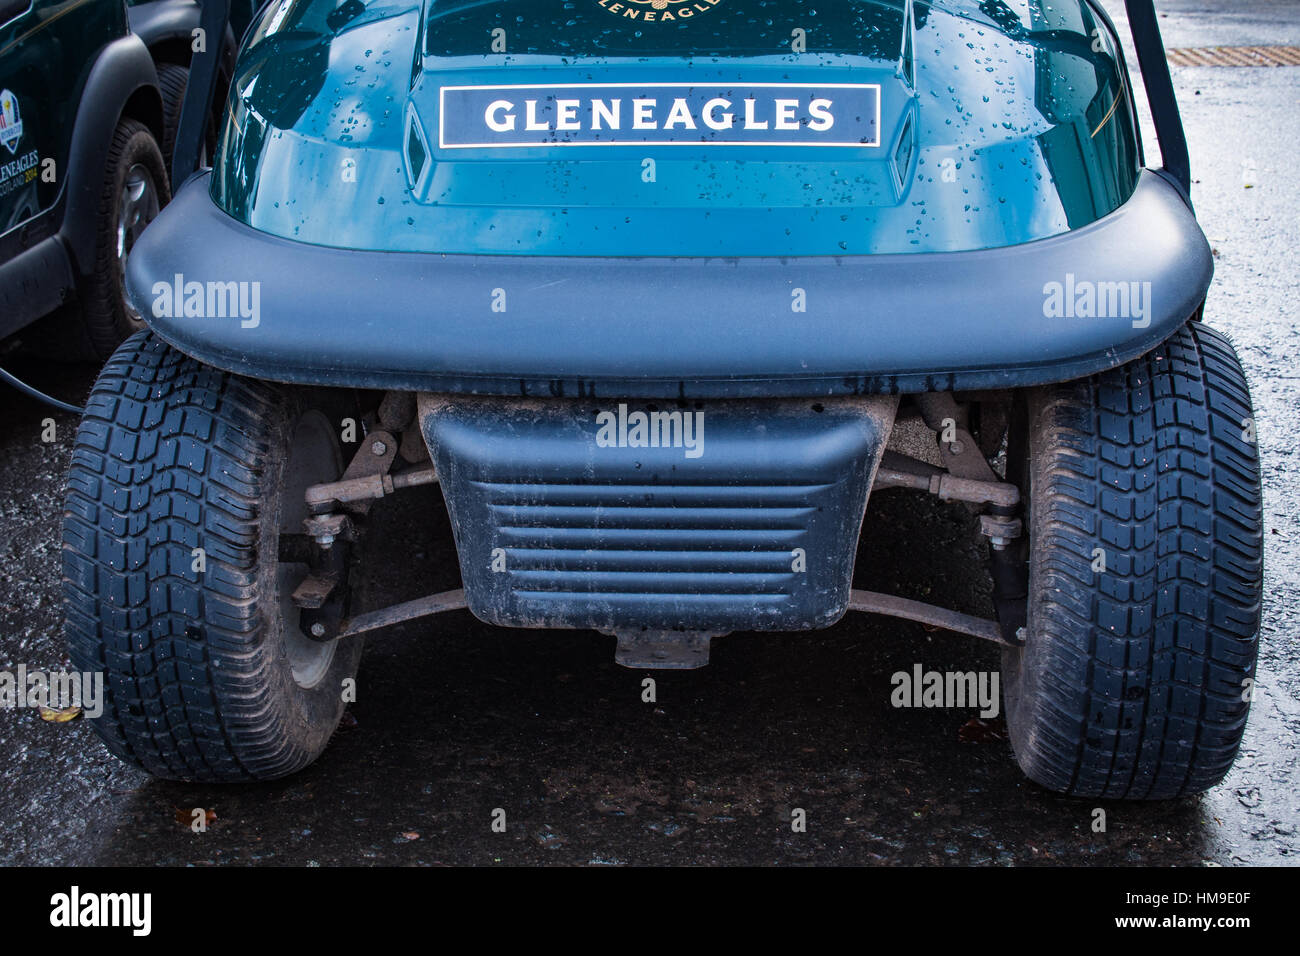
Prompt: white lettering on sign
<box><xmin>438</xmin><ymin>83</ymin><xmax>882</xmax><ymax>149</ymax></box>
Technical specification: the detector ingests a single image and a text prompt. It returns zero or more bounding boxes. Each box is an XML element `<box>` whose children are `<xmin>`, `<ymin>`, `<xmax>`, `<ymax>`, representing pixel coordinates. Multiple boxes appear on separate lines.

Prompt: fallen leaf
<box><xmin>38</xmin><ymin>705</ymin><xmax>82</xmax><ymax>723</ymax></box>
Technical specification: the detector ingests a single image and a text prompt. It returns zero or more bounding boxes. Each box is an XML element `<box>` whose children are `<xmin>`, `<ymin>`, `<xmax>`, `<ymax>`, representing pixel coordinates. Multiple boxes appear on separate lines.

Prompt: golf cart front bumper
<box><xmin>128</xmin><ymin>169</ymin><xmax>1212</xmax><ymax>399</ymax></box>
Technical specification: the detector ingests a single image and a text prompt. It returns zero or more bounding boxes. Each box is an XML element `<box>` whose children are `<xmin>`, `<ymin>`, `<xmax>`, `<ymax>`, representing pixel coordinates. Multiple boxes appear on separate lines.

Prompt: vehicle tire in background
<box><xmin>156</xmin><ymin>62</ymin><xmax>190</xmax><ymax>170</ymax></box>
<box><xmin>75</xmin><ymin>119</ymin><xmax>170</xmax><ymax>361</ymax></box>
<box><xmin>156</xmin><ymin>61</ymin><xmax>219</xmax><ymax>176</ymax></box>
<box><xmin>62</xmin><ymin>332</ymin><xmax>364</xmax><ymax>782</ymax></box>
<box><xmin>1002</xmin><ymin>322</ymin><xmax>1263</xmax><ymax>799</ymax></box>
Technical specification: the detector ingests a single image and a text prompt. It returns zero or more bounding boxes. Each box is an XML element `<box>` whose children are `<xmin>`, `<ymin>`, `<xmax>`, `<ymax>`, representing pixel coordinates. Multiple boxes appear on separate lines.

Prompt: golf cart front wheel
<box><xmin>62</xmin><ymin>332</ymin><xmax>364</xmax><ymax>782</ymax></box>
<box><xmin>1003</xmin><ymin>322</ymin><xmax>1263</xmax><ymax>799</ymax></box>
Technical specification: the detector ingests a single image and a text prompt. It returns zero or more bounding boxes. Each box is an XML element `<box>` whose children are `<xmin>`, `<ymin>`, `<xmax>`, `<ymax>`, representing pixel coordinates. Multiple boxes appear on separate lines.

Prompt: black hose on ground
<box><xmin>0</xmin><ymin>366</ymin><xmax>85</xmax><ymax>415</ymax></box>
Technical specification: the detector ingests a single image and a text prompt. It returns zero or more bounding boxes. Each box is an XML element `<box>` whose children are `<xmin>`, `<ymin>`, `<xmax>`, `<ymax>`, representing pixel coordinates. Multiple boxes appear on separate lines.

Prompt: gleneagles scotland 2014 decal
<box><xmin>592</xmin><ymin>0</ymin><xmax>724</xmax><ymax>25</ymax></box>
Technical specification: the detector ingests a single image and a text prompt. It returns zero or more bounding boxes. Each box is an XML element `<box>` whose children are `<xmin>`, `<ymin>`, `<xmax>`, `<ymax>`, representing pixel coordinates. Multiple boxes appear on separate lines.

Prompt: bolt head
<box><xmin>371</xmin><ymin>439</ymin><xmax>388</xmax><ymax>456</ymax></box>
<box><xmin>1015</xmin><ymin>626</ymin><xmax>1027</xmax><ymax>643</ymax></box>
<box><xmin>310</xmin><ymin>623</ymin><xmax>327</xmax><ymax>638</ymax></box>
<box><xmin>948</xmin><ymin>440</ymin><xmax>965</xmax><ymax>456</ymax></box>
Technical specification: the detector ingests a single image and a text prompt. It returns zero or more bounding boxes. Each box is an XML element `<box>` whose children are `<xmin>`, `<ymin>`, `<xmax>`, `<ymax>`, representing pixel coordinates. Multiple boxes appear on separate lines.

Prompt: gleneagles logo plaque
<box><xmin>593</xmin><ymin>0</ymin><xmax>724</xmax><ymax>25</ymax></box>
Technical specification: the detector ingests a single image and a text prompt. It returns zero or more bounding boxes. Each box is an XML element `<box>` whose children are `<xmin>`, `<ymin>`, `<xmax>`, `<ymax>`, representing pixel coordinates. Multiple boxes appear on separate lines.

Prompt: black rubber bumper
<box><xmin>128</xmin><ymin>170</ymin><xmax>1212</xmax><ymax>398</ymax></box>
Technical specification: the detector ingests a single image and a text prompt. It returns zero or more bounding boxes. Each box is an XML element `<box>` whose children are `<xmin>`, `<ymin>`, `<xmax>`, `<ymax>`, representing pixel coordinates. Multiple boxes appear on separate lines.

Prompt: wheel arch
<box><xmin>58</xmin><ymin>33</ymin><xmax>162</xmax><ymax>281</ymax></box>
<box><xmin>127</xmin><ymin>1</ymin><xmax>239</xmax><ymax>85</ymax></box>
<box><xmin>121</xmin><ymin>84</ymin><xmax>166</xmax><ymax>148</ymax></box>
<box><xmin>128</xmin><ymin>0</ymin><xmax>203</xmax><ymax>62</ymax></box>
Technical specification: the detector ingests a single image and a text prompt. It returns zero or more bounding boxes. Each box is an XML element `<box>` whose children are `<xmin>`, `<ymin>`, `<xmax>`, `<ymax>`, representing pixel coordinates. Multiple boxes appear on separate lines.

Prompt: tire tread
<box><xmin>63</xmin><ymin>332</ymin><xmax>315</xmax><ymax>782</ymax></box>
<box><xmin>1011</xmin><ymin>322</ymin><xmax>1263</xmax><ymax>799</ymax></box>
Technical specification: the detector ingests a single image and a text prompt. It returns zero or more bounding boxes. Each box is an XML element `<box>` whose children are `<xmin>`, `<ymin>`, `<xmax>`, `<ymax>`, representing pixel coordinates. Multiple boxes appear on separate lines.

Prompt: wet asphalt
<box><xmin>1</xmin><ymin>0</ymin><xmax>1297</xmax><ymax>866</ymax></box>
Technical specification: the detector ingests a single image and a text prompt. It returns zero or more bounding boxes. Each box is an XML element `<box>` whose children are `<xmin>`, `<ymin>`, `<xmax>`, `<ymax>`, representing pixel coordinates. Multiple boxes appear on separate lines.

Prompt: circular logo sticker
<box><xmin>0</xmin><ymin>90</ymin><xmax>24</xmax><ymax>155</ymax></box>
<box><xmin>594</xmin><ymin>0</ymin><xmax>723</xmax><ymax>26</ymax></box>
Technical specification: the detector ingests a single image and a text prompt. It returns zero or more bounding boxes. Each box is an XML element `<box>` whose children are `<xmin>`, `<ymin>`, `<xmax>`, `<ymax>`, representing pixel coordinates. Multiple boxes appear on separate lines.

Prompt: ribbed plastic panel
<box><xmin>421</xmin><ymin>396</ymin><xmax>894</xmax><ymax>633</ymax></box>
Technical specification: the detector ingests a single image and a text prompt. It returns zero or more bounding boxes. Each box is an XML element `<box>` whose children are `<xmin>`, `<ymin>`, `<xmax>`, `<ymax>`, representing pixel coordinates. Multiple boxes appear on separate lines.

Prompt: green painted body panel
<box><xmin>0</xmin><ymin>0</ymin><xmax>127</xmax><ymax>236</ymax></box>
<box><xmin>211</xmin><ymin>0</ymin><xmax>1141</xmax><ymax>256</ymax></box>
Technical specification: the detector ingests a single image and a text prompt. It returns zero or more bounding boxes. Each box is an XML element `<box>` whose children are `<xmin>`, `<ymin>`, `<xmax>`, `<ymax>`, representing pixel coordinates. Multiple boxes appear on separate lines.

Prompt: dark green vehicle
<box><xmin>0</xmin><ymin>0</ymin><xmax>166</xmax><ymax>359</ymax></box>
<box><xmin>0</xmin><ymin>0</ymin><xmax>247</xmax><ymax>364</ymax></box>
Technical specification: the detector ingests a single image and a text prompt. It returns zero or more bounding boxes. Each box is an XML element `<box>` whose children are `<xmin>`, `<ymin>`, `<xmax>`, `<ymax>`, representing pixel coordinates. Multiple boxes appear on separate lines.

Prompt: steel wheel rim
<box><xmin>116</xmin><ymin>162</ymin><xmax>160</xmax><ymax>325</ymax></box>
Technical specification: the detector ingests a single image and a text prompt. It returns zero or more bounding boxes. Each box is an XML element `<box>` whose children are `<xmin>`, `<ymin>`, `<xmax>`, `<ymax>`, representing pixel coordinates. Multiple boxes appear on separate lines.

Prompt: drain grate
<box><xmin>1167</xmin><ymin>45</ymin><xmax>1300</xmax><ymax>67</ymax></box>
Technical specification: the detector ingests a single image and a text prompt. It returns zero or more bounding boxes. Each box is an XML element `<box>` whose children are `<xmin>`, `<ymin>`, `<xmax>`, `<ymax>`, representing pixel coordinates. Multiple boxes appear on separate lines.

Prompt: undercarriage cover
<box><xmin>419</xmin><ymin>395</ymin><xmax>896</xmax><ymax>633</ymax></box>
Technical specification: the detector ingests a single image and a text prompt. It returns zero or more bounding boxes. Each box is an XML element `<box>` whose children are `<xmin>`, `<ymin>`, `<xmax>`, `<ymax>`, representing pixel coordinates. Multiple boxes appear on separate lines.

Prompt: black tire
<box><xmin>76</xmin><ymin>119</ymin><xmax>170</xmax><ymax>362</ymax></box>
<box><xmin>156</xmin><ymin>62</ymin><xmax>190</xmax><ymax>172</ymax></box>
<box><xmin>62</xmin><ymin>332</ymin><xmax>364</xmax><ymax>782</ymax></box>
<box><xmin>156</xmin><ymin>62</ymin><xmax>219</xmax><ymax>177</ymax></box>
<box><xmin>1002</xmin><ymin>322</ymin><xmax>1263</xmax><ymax>799</ymax></box>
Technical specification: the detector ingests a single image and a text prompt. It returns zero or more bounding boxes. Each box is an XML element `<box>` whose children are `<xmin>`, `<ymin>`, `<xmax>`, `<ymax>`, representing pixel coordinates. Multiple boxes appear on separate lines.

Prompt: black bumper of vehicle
<box><xmin>128</xmin><ymin>170</ymin><xmax>1212</xmax><ymax>398</ymax></box>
